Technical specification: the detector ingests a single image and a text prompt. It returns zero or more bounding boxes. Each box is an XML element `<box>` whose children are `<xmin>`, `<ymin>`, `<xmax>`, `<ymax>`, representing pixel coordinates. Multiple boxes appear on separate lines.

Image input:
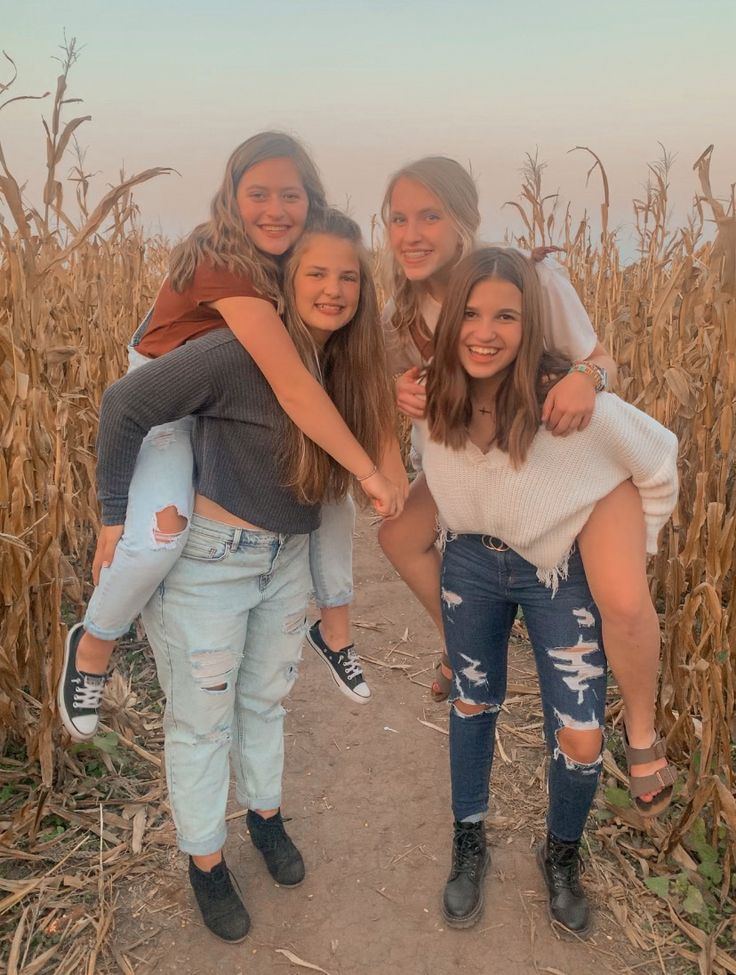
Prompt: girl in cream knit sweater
<box><xmin>422</xmin><ymin>246</ymin><xmax>678</xmax><ymax>936</ymax></box>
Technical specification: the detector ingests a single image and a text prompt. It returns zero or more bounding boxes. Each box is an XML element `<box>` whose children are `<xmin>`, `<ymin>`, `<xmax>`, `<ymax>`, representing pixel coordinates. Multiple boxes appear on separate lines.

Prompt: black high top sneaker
<box><xmin>246</xmin><ymin>810</ymin><xmax>305</xmax><ymax>887</ymax></box>
<box><xmin>57</xmin><ymin>623</ymin><xmax>107</xmax><ymax>741</ymax></box>
<box><xmin>537</xmin><ymin>833</ymin><xmax>592</xmax><ymax>936</ymax></box>
<box><xmin>188</xmin><ymin>857</ymin><xmax>250</xmax><ymax>943</ymax></box>
<box><xmin>442</xmin><ymin>820</ymin><xmax>490</xmax><ymax>927</ymax></box>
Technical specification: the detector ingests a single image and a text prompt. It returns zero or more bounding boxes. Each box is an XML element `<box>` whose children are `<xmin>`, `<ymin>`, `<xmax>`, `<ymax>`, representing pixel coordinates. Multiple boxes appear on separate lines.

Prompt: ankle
<box><xmin>192</xmin><ymin>851</ymin><xmax>224</xmax><ymax>873</ymax></box>
<box><xmin>76</xmin><ymin>631</ymin><xmax>115</xmax><ymax>675</ymax></box>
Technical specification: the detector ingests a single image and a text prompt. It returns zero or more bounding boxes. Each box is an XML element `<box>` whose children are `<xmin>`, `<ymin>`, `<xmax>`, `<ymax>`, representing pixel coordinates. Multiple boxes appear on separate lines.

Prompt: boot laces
<box><xmin>453</xmin><ymin>825</ymin><xmax>484</xmax><ymax>876</ymax></box>
<box><xmin>547</xmin><ymin>841</ymin><xmax>584</xmax><ymax>891</ymax></box>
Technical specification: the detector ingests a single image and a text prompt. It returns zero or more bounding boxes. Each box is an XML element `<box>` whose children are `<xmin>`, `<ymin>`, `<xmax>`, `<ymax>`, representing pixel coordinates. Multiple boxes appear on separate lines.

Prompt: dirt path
<box><xmin>110</xmin><ymin>513</ymin><xmax>652</xmax><ymax>975</ymax></box>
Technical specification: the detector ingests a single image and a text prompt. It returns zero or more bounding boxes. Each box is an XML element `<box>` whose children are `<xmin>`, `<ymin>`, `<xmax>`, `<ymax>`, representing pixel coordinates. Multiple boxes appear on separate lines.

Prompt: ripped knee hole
<box><xmin>453</xmin><ymin>700</ymin><xmax>496</xmax><ymax>717</ymax></box>
<box><xmin>556</xmin><ymin>726</ymin><xmax>603</xmax><ymax>765</ymax></box>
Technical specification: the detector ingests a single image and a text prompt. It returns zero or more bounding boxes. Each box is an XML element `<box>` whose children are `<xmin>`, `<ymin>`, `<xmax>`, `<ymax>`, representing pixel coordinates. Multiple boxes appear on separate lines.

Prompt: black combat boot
<box><xmin>442</xmin><ymin>821</ymin><xmax>490</xmax><ymax>927</ymax></box>
<box><xmin>537</xmin><ymin>833</ymin><xmax>591</xmax><ymax>936</ymax></box>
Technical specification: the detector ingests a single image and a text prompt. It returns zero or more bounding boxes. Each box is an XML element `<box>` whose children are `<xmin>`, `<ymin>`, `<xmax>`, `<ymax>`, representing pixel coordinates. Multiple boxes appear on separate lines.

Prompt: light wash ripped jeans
<box><xmin>83</xmin><ymin>335</ymin><xmax>355</xmax><ymax>641</ymax></box>
<box><xmin>141</xmin><ymin>514</ymin><xmax>310</xmax><ymax>855</ymax></box>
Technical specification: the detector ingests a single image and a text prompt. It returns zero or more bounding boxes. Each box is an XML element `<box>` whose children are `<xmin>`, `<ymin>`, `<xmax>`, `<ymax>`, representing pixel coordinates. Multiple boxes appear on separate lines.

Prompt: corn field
<box><xmin>1</xmin><ymin>45</ymin><xmax>735</xmax><ymax>969</ymax></box>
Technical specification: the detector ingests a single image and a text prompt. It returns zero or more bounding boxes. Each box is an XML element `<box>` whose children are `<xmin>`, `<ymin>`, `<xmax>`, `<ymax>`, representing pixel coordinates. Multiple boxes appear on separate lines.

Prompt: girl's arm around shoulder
<box><xmin>212</xmin><ymin>296</ymin><xmax>403</xmax><ymax>517</ymax></box>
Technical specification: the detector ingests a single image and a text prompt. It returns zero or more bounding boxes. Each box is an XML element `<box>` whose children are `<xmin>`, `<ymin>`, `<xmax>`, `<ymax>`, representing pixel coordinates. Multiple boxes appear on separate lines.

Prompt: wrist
<box><xmin>356</xmin><ymin>465</ymin><xmax>378</xmax><ymax>483</ymax></box>
<box><xmin>568</xmin><ymin>362</ymin><xmax>607</xmax><ymax>392</ymax></box>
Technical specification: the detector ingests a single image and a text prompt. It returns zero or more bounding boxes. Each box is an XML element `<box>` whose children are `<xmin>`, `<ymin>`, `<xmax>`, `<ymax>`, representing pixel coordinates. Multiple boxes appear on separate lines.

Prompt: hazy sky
<box><xmin>4</xmin><ymin>0</ymin><xmax>735</xmax><ymax>256</ymax></box>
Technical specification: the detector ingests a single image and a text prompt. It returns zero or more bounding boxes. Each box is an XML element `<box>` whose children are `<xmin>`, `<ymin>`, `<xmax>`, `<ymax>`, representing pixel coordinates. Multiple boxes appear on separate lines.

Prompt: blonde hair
<box><xmin>279</xmin><ymin>209</ymin><xmax>396</xmax><ymax>504</ymax></box>
<box><xmin>381</xmin><ymin>156</ymin><xmax>480</xmax><ymax>357</ymax></box>
<box><xmin>426</xmin><ymin>247</ymin><xmax>569</xmax><ymax>466</ymax></box>
<box><xmin>168</xmin><ymin>132</ymin><xmax>327</xmax><ymax>308</ymax></box>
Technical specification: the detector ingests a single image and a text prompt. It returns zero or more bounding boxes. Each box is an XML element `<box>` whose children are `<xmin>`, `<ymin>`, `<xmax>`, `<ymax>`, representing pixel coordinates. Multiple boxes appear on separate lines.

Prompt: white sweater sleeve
<box><xmin>535</xmin><ymin>258</ymin><xmax>598</xmax><ymax>362</ymax></box>
<box><xmin>591</xmin><ymin>395</ymin><xmax>679</xmax><ymax>553</ymax></box>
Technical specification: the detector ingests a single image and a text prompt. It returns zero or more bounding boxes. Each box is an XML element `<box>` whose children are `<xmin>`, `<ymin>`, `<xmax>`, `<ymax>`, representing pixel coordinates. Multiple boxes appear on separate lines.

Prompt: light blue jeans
<box><xmin>84</xmin><ymin>346</ymin><xmax>355</xmax><ymax>641</ymax></box>
<box><xmin>141</xmin><ymin>514</ymin><xmax>310</xmax><ymax>856</ymax></box>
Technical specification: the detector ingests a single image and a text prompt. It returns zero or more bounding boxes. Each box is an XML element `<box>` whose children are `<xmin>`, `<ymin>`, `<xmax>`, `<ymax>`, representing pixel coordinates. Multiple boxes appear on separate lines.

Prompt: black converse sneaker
<box><xmin>442</xmin><ymin>821</ymin><xmax>490</xmax><ymax>927</ymax></box>
<box><xmin>188</xmin><ymin>857</ymin><xmax>250</xmax><ymax>943</ymax></box>
<box><xmin>306</xmin><ymin>620</ymin><xmax>371</xmax><ymax>704</ymax></box>
<box><xmin>537</xmin><ymin>833</ymin><xmax>592</xmax><ymax>936</ymax></box>
<box><xmin>57</xmin><ymin>623</ymin><xmax>107</xmax><ymax>741</ymax></box>
<box><xmin>246</xmin><ymin>810</ymin><xmax>305</xmax><ymax>887</ymax></box>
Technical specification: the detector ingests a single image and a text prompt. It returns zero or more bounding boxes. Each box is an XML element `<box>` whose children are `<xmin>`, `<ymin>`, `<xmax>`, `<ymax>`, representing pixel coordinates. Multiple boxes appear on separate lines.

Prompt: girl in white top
<box><xmin>377</xmin><ymin>156</ymin><xmax>672</xmax><ymax>812</ymax></box>
<box><xmin>421</xmin><ymin>245</ymin><xmax>677</xmax><ymax>933</ymax></box>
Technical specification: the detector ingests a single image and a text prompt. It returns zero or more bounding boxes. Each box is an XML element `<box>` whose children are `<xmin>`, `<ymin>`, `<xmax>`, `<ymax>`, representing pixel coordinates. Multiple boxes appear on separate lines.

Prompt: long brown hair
<box><xmin>426</xmin><ymin>247</ymin><xmax>569</xmax><ymax>466</ymax></box>
<box><xmin>168</xmin><ymin>132</ymin><xmax>327</xmax><ymax>307</ymax></box>
<box><xmin>279</xmin><ymin>209</ymin><xmax>396</xmax><ymax>503</ymax></box>
<box><xmin>381</xmin><ymin>157</ymin><xmax>480</xmax><ymax>357</ymax></box>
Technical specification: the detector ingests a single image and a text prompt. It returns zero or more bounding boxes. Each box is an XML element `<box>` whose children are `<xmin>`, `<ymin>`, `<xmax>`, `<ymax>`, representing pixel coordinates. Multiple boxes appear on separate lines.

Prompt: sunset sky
<box><xmin>4</xmin><ymin>0</ymin><xmax>735</xmax><ymax>258</ymax></box>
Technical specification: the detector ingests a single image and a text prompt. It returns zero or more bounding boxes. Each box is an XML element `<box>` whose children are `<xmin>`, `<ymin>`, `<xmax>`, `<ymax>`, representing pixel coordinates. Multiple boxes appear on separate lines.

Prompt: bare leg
<box><xmin>318</xmin><ymin>604</ymin><xmax>352</xmax><ymax>650</ymax></box>
<box><xmin>377</xmin><ymin>474</ymin><xmax>451</xmax><ymax>694</ymax></box>
<box><xmin>577</xmin><ymin>480</ymin><xmax>666</xmax><ymax>801</ymax></box>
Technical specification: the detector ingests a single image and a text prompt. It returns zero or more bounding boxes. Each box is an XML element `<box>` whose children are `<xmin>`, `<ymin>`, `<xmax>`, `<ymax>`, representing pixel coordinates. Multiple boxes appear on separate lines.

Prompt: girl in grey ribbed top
<box><xmin>98</xmin><ymin>211</ymin><xmax>394</xmax><ymax>938</ymax></box>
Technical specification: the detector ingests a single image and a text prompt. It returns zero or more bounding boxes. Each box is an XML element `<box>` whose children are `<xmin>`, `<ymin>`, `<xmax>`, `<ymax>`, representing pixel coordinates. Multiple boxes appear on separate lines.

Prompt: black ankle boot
<box><xmin>246</xmin><ymin>810</ymin><xmax>305</xmax><ymax>887</ymax></box>
<box><xmin>442</xmin><ymin>821</ymin><xmax>490</xmax><ymax>927</ymax></box>
<box><xmin>537</xmin><ymin>833</ymin><xmax>591</xmax><ymax>936</ymax></box>
<box><xmin>188</xmin><ymin>857</ymin><xmax>250</xmax><ymax>943</ymax></box>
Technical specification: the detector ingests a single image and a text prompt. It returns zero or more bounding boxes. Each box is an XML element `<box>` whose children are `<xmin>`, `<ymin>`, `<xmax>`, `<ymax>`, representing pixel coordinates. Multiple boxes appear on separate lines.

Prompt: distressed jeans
<box><xmin>442</xmin><ymin>534</ymin><xmax>607</xmax><ymax>843</ymax></box>
<box><xmin>84</xmin><ymin>327</ymin><xmax>354</xmax><ymax>639</ymax></box>
<box><xmin>141</xmin><ymin>514</ymin><xmax>310</xmax><ymax>856</ymax></box>
<box><xmin>83</xmin><ymin>345</ymin><xmax>195</xmax><ymax>640</ymax></box>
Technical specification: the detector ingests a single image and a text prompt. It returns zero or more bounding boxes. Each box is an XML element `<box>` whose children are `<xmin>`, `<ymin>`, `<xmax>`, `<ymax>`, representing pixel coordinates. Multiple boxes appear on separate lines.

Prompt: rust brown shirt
<box><xmin>134</xmin><ymin>260</ymin><xmax>268</xmax><ymax>358</ymax></box>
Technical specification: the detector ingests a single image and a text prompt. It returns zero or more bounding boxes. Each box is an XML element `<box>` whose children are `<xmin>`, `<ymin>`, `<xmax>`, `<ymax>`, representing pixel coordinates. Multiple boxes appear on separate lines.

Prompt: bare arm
<box><xmin>542</xmin><ymin>342</ymin><xmax>619</xmax><ymax>436</ymax></box>
<box><xmin>213</xmin><ymin>296</ymin><xmax>402</xmax><ymax>516</ymax></box>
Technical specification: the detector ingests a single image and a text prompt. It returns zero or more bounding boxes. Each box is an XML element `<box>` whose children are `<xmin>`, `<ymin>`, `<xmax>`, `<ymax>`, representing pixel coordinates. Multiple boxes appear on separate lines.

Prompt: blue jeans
<box><xmin>141</xmin><ymin>515</ymin><xmax>310</xmax><ymax>856</ymax></box>
<box><xmin>442</xmin><ymin>535</ymin><xmax>607</xmax><ymax>843</ymax></box>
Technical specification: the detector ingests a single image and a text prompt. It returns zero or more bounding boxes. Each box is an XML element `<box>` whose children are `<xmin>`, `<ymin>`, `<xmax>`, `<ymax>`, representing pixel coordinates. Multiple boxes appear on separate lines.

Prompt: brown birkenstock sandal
<box><xmin>431</xmin><ymin>653</ymin><xmax>453</xmax><ymax>703</ymax></box>
<box><xmin>623</xmin><ymin>729</ymin><xmax>677</xmax><ymax>817</ymax></box>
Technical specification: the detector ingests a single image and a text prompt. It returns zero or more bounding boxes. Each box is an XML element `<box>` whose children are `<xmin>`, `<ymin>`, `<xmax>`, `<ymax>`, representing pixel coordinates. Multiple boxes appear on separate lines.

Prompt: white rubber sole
<box><xmin>305</xmin><ymin>630</ymin><xmax>372</xmax><ymax>705</ymax></box>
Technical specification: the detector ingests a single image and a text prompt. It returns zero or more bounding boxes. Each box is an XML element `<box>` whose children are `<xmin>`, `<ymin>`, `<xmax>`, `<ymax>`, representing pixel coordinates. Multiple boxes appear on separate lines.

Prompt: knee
<box><xmin>596</xmin><ymin>587</ymin><xmax>653</xmax><ymax>627</ymax></box>
<box><xmin>556</xmin><ymin>726</ymin><xmax>603</xmax><ymax>766</ymax></box>
<box><xmin>453</xmin><ymin>700</ymin><xmax>496</xmax><ymax>718</ymax></box>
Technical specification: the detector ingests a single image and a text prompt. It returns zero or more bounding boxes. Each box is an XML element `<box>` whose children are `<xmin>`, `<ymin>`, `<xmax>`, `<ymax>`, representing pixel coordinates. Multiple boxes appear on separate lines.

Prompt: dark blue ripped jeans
<box><xmin>441</xmin><ymin>534</ymin><xmax>607</xmax><ymax>843</ymax></box>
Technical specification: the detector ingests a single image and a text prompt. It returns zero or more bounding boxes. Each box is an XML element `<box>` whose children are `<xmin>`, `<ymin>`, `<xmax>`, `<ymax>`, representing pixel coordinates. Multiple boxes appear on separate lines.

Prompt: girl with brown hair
<box><xmin>420</xmin><ymin>246</ymin><xmax>678</xmax><ymax>934</ymax></box>
<box><xmin>58</xmin><ymin>133</ymin><xmax>405</xmax><ymax>743</ymax></box>
<box><xmin>88</xmin><ymin>209</ymin><xmax>396</xmax><ymax>941</ymax></box>
<box><xmin>376</xmin><ymin>155</ymin><xmax>674</xmax><ymax>813</ymax></box>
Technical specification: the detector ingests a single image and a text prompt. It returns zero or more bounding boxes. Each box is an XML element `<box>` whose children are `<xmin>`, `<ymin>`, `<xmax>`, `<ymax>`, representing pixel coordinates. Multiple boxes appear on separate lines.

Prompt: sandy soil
<box><xmin>110</xmin><ymin>512</ymin><xmax>652</xmax><ymax>975</ymax></box>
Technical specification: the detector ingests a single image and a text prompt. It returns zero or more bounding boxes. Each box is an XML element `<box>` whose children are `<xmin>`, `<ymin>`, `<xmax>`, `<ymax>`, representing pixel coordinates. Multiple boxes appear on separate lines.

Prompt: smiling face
<box><xmin>458</xmin><ymin>276</ymin><xmax>523</xmax><ymax>390</ymax></box>
<box><xmin>293</xmin><ymin>234</ymin><xmax>361</xmax><ymax>347</ymax></box>
<box><xmin>387</xmin><ymin>177</ymin><xmax>462</xmax><ymax>293</ymax></box>
<box><xmin>236</xmin><ymin>156</ymin><xmax>309</xmax><ymax>255</ymax></box>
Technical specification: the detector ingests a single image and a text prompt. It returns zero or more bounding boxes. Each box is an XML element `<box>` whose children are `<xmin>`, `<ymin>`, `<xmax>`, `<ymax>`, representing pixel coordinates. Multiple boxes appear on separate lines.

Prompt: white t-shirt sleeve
<box><xmin>535</xmin><ymin>258</ymin><xmax>598</xmax><ymax>362</ymax></box>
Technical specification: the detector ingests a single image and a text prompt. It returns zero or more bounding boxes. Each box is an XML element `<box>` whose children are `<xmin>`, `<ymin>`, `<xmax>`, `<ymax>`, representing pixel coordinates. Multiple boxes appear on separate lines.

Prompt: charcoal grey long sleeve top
<box><xmin>96</xmin><ymin>329</ymin><xmax>320</xmax><ymax>534</ymax></box>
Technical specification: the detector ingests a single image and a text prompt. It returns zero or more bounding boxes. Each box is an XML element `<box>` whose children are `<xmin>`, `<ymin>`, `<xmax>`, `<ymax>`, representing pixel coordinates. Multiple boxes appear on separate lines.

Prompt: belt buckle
<box><xmin>482</xmin><ymin>535</ymin><xmax>508</xmax><ymax>552</ymax></box>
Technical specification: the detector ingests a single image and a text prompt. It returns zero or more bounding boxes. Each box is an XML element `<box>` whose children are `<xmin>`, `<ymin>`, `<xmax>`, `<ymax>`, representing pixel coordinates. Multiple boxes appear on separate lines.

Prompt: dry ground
<box><xmin>106</xmin><ymin>511</ymin><xmax>676</xmax><ymax>975</ymax></box>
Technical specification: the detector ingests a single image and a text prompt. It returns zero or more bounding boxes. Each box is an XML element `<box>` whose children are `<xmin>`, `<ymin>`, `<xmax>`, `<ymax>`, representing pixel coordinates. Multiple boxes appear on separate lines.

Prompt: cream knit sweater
<box><xmin>419</xmin><ymin>393</ymin><xmax>678</xmax><ymax>589</ymax></box>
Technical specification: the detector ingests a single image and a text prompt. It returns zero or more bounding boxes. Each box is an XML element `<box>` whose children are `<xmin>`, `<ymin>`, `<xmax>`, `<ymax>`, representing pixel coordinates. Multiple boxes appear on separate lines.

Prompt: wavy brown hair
<box><xmin>279</xmin><ymin>209</ymin><xmax>396</xmax><ymax>504</ymax></box>
<box><xmin>168</xmin><ymin>132</ymin><xmax>327</xmax><ymax>308</ymax></box>
<box><xmin>381</xmin><ymin>157</ymin><xmax>480</xmax><ymax>359</ymax></box>
<box><xmin>426</xmin><ymin>247</ymin><xmax>569</xmax><ymax>466</ymax></box>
